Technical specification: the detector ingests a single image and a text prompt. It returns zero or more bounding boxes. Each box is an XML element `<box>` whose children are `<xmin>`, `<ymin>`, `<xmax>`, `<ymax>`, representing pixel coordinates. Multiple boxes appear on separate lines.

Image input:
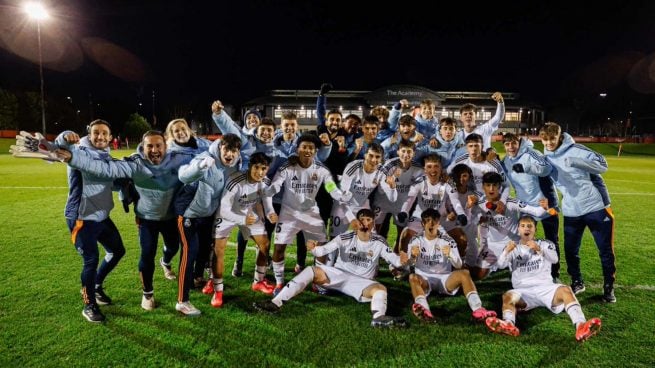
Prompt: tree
<box><xmin>123</xmin><ymin>113</ymin><xmax>151</xmax><ymax>142</ymax></box>
<box><xmin>0</xmin><ymin>89</ymin><xmax>19</xmax><ymax>130</ymax></box>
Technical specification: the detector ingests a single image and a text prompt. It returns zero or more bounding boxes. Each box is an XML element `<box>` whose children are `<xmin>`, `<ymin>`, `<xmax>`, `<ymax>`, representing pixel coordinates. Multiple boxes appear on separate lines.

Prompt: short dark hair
<box><xmin>326</xmin><ymin>109</ymin><xmax>342</xmax><ymax>117</ymax></box>
<box><xmin>356</xmin><ymin>208</ymin><xmax>375</xmax><ymax>220</ymax></box>
<box><xmin>220</xmin><ymin>134</ymin><xmax>242</xmax><ymax>150</ymax></box>
<box><xmin>297</xmin><ymin>133</ymin><xmax>322</xmax><ymax>148</ymax></box>
<box><xmin>399</xmin><ymin>115</ymin><xmax>416</xmax><ymax>126</ymax></box>
<box><xmin>366</xmin><ymin>142</ymin><xmax>384</xmax><ymax>155</ymax></box>
<box><xmin>249</xmin><ymin>152</ymin><xmax>271</xmax><ymax>167</ymax></box>
<box><xmin>465</xmin><ymin>133</ymin><xmax>483</xmax><ymax>144</ymax></box>
<box><xmin>362</xmin><ymin>115</ymin><xmax>380</xmax><ymax>126</ymax></box>
<box><xmin>482</xmin><ymin>172</ymin><xmax>503</xmax><ymax>185</ymax></box>
<box><xmin>398</xmin><ymin>139</ymin><xmax>415</xmax><ymax>151</ymax></box>
<box><xmin>142</xmin><ymin>130</ymin><xmax>165</xmax><ymax>141</ymax></box>
<box><xmin>88</xmin><ymin>119</ymin><xmax>111</xmax><ymax>132</ymax></box>
<box><xmin>422</xmin><ymin>153</ymin><xmax>442</xmax><ymax>166</ymax></box>
<box><xmin>421</xmin><ymin>208</ymin><xmax>441</xmax><ymax>222</ymax></box>
<box><xmin>259</xmin><ymin>117</ymin><xmax>277</xmax><ymax>128</ymax></box>
<box><xmin>440</xmin><ymin>117</ymin><xmax>456</xmax><ymax>127</ymax></box>
<box><xmin>460</xmin><ymin>103</ymin><xmax>477</xmax><ymax>113</ymax></box>
<box><xmin>502</xmin><ymin>132</ymin><xmax>520</xmax><ymax>143</ymax></box>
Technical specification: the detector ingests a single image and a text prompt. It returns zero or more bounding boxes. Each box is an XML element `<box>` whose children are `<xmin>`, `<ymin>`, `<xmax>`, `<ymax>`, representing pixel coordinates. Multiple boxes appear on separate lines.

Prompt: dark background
<box><xmin>2</xmin><ymin>0</ymin><xmax>655</xmax><ymax>133</ymax></box>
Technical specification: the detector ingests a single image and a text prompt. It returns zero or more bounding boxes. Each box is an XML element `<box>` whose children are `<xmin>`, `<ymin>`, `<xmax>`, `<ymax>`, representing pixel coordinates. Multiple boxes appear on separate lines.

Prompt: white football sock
<box><xmin>371</xmin><ymin>290</ymin><xmax>388</xmax><ymax>319</ymax></box>
<box><xmin>565</xmin><ymin>302</ymin><xmax>586</xmax><ymax>326</ymax></box>
<box><xmin>272</xmin><ymin>260</ymin><xmax>285</xmax><ymax>285</ymax></box>
<box><xmin>502</xmin><ymin>310</ymin><xmax>516</xmax><ymax>325</ymax></box>
<box><xmin>414</xmin><ymin>295</ymin><xmax>430</xmax><ymax>310</ymax></box>
<box><xmin>254</xmin><ymin>266</ymin><xmax>267</xmax><ymax>282</ymax></box>
<box><xmin>212</xmin><ymin>278</ymin><xmax>223</xmax><ymax>292</ymax></box>
<box><xmin>272</xmin><ymin>267</ymin><xmax>314</xmax><ymax>307</ymax></box>
<box><xmin>466</xmin><ymin>291</ymin><xmax>483</xmax><ymax>311</ymax></box>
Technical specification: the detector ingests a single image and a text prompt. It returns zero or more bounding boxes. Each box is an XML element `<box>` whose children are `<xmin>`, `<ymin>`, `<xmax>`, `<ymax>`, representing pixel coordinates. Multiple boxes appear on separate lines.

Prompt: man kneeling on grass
<box><xmin>254</xmin><ymin>208</ymin><xmax>409</xmax><ymax>328</ymax></box>
<box><xmin>485</xmin><ymin>215</ymin><xmax>602</xmax><ymax>342</ymax></box>
<box><xmin>407</xmin><ymin>208</ymin><xmax>496</xmax><ymax>323</ymax></box>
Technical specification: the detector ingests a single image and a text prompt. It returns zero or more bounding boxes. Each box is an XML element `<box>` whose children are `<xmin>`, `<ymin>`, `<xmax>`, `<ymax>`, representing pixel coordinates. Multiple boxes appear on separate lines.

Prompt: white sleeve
<box><xmin>311</xmin><ymin>236</ymin><xmax>342</xmax><ymax>257</ymax></box>
<box><xmin>540</xmin><ymin>239</ymin><xmax>559</xmax><ymax>264</ymax></box>
<box><xmin>447</xmin><ymin>239</ymin><xmax>463</xmax><ymax>269</ymax></box>
<box><xmin>380</xmin><ymin>243</ymin><xmax>402</xmax><ymax>268</ymax></box>
<box><xmin>401</xmin><ymin>182</ymin><xmax>420</xmax><ymax>214</ymax></box>
<box><xmin>219</xmin><ymin>185</ymin><xmax>245</xmax><ymax>224</ymax></box>
<box><xmin>514</xmin><ymin>201</ymin><xmax>547</xmax><ymax>218</ymax></box>
<box><xmin>497</xmin><ymin>247</ymin><xmax>512</xmax><ymax>269</ymax></box>
<box><xmin>179</xmin><ymin>153</ymin><xmax>210</xmax><ymax>184</ymax></box>
<box><xmin>265</xmin><ymin>166</ymin><xmax>287</xmax><ymax>196</ymax></box>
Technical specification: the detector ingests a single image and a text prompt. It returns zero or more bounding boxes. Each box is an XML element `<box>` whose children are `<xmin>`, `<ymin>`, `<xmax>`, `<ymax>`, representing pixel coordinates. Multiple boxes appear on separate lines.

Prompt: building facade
<box><xmin>238</xmin><ymin>84</ymin><xmax>545</xmax><ymax>135</ymax></box>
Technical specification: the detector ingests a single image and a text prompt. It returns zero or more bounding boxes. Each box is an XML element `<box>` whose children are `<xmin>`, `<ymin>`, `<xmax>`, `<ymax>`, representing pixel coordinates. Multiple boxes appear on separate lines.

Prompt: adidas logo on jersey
<box><xmin>292</xmin><ymin>175</ymin><xmax>299</xmax><ymax>181</ymax></box>
<box><xmin>241</xmin><ymin>194</ymin><xmax>247</xmax><ymax>199</ymax></box>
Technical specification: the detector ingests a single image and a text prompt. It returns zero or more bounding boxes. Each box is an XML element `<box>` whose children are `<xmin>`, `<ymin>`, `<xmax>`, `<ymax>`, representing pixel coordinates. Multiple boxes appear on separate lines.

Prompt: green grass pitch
<box><xmin>0</xmin><ymin>139</ymin><xmax>654</xmax><ymax>367</ymax></box>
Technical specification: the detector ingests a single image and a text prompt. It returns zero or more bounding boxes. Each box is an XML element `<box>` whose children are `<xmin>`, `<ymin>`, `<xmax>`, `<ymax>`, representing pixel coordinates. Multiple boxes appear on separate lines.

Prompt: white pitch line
<box><xmin>611</xmin><ymin>193</ymin><xmax>655</xmax><ymax>196</ymax></box>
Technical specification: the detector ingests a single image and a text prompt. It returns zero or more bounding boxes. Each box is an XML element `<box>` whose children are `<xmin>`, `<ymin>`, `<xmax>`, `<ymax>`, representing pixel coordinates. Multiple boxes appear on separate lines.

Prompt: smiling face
<box><xmin>503</xmin><ymin>139</ymin><xmax>520</xmax><ymax>157</ymax></box>
<box><xmin>143</xmin><ymin>135</ymin><xmax>166</xmax><ymax>165</ymax></box>
<box><xmin>297</xmin><ymin>141</ymin><xmax>316</xmax><ymax>165</ymax></box>
<box><xmin>220</xmin><ymin>145</ymin><xmax>239</xmax><ymax>166</ymax></box>
<box><xmin>256</xmin><ymin>124</ymin><xmax>275</xmax><ymax>144</ymax></box>
<box><xmin>541</xmin><ymin>134</ymin><xmax>561</xmax><ymax>152</ymax></box>
<box><xmin>361</xmin><ymin>123</ymin><xmax>378</xmax><ymax>142</ymax></box>
<box><xmin>420</xmin><ymin>104</ymin><xmax>435</xmax><ymax>120</ymax></box>
<box><xmin>281</xmin><ymin>119</ymin><xmax>298</xmax><ymax>136</ymax></box>
<box><xmin>88</xmin><ymin>123</ymin><xmax>112</xmax><ymax>150</ymax></box>
<box><xmin>245</xmin><ymin>113</ymin><xmax>261</xmax><ymax>130</ymax></box>
<box><xmin>397</xmin><ymin>146</ymin><xmax>415</xmax><ymax>166</ymax></box>
<box><xmin>249</xmin><ymin>163</ymin><xmax>269</xmax><ymax>182</ymax></box>
<box><xmin>423</xmin><ymin>159</ymin><xmax>442</xmax><ymax>184</ymax></box>
<box><xmin>363</xmin><ymin>149</ymin><xmax>382</xmax><ymax>173</ymax></box>
<box><xmin>342</xmin><ymin>117</ymin><xmax>360</xmax><ymax>135</ymax></box>
<box><xmin>171</xmin><ymin>121</ymin><xmax>191</xmax><ymax>144</ymax></box>
<box><xmin>326</xmin><ymin>113</ymin><xmax>342</xmax><ymax>134</ymax></box>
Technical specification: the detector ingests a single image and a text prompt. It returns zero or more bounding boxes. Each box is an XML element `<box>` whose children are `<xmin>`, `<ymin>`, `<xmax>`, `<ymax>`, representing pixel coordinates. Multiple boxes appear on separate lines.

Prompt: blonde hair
<box><xmin>165</xmin><ymin>118</ymin><xmax>196</xmax><ymax>144</ymax></box>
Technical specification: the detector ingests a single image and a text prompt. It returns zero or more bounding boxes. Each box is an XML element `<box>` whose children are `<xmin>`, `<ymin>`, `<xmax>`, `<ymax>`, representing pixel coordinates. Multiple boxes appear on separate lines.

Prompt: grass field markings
<box><xmin>607</xmin><ymin>179</ymin><xmax>655</xmax><ymax>185</ymax></box>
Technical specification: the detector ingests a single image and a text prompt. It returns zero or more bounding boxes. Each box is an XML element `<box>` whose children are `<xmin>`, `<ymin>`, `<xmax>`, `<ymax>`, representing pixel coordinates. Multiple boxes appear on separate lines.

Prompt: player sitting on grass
<box><xmin>485</xmin><ymin>216</ymin><xmax>602</xmax><ymax>342</ymax></box>
<box><xmin>408</xmin><ymin>208</ymin><xmax>496</xmax><ymax>323</ymax></box>
<box><xmin>254</xmin><ymin>209</ymin><xmax>409</xmax><ymax>328</ymax></box>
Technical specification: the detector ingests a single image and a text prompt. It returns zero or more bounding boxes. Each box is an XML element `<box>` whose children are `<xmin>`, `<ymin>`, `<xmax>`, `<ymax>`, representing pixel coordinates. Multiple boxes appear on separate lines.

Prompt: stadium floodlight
<box><xmin>23</xmin><ymin>2</ymin><xmax>50</xmax><ymax>136</ymax></box>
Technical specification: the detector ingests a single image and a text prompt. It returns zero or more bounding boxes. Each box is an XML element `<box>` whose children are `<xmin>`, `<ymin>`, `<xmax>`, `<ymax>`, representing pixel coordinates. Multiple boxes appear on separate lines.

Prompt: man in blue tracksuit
<box><xmin>58</xmin><ymin>130</ymin><xmax>195</xmax><ymax>311</ymax></box>
<box><xmin>539</xmin><ymin>123</ymin><xmax>616</xmax><ymax>303</ymax></box>
<box><xmin>174</xmin><ymin>134</ymin><xmax>242</xmax><ymax>316</ymax></box>
<box><xmin>55</xmin><ymin>120</ymin><xmax>126</xmax><ymax>323</ymax></box>
<box><xmin>501</xmin><ymin>133</ymin><xmax>561</xmax><ymax>281</ymax></box>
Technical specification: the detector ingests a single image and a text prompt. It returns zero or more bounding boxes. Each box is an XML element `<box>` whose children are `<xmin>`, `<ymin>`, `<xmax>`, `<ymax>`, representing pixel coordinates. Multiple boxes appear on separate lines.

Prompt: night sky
<box><xmin>2</xmin><ymin>0</ymin><xmax>655</xmax><ymax>123</ymax></box>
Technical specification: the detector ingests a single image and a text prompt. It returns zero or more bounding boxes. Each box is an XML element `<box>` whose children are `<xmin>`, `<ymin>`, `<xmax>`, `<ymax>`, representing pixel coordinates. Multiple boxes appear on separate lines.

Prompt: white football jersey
<box><xmin>374</xmin><ymin>157</ymin><xmax>424</xmax><ymax>213</ymax></box>
<box><xmin>473</xmin><ymin>198</ymin><xmax>547</xmax><ymax>255</ymax></box>
<box><xmin>447</xmin><ymin>155</ymin><xmax>506</xmax><ymax>194</ymax></box>
<box><xmin>409</xmin><ymin>233</ymin><xmax>461</xmax><ymax>276</ymax></box>
<box><xmin>401</xmin><ymin>177</ymin><xmax>449</xmax><ymax>219</ymax></box>
<box><xmin>219</xmin><ymin>172</ymin><xmax>274</xmax><ymax>224</ymax></box>
<box><xmin>268</xmin><ymin>160</ymin><xmax>335</xmax><ymax>215</ymax></box>
<box><xmin>497</xmin><ymin>239</ymin><xmax>558</xmax><ymax>289</ymax></box>
<box><xmin>312</xmin><ymin>232</ymin><xmax>401</xmax><ymax>280</ymax></box>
